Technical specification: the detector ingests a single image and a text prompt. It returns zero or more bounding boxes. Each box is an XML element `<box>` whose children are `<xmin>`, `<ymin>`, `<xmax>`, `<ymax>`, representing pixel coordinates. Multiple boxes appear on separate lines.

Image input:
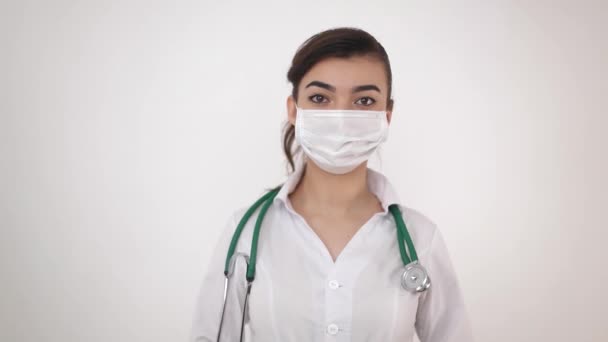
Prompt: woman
<box><xmin>190</xmin><ymin>27</ymin><xmax>474</xmax><ymax>342</ymax></box>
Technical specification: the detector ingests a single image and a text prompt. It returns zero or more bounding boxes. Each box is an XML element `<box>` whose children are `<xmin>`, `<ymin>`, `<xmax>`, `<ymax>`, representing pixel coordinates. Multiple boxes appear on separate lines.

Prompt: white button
<box><xmin>328</xmin><ymin>280</ymin><xmax>340</xmax><ymax>289</ymax></box>
<box><xmin>326</xmin><ymin>323</ymin><xmax>339</xmax><ymax>335</ymax></box>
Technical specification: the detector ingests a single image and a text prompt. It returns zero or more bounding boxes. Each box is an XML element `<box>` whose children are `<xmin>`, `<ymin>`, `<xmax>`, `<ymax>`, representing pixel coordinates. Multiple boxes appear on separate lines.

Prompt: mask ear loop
<box><xmin>289</xmin><ymin>110</ymin><xmax>306</xmax><ymax>174</ymax></box>
<box><xmin>368</xmin><ymin>146</ymin><xmax>383</xmax><ymax>171</ymax></box>
<box><xmin>292</xmin><ymin>143</ymin><xmax>307</xmax><ymax>171</ymax></box>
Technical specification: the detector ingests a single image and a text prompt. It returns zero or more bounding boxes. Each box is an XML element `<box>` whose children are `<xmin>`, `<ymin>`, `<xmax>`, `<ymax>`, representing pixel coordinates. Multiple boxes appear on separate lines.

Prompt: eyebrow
<box><xmin>304</xmin><ymin>80</ymin><xmax>381</xmax><ymax>93</ymax></box>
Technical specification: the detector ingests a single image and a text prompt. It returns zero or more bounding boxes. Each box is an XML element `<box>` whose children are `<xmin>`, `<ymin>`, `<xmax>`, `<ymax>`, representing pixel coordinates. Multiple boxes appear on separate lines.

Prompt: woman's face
<box><xmin>287</xmin><ymin>55</ymin><xmax>393</xmax><ymax>125</ymax></box>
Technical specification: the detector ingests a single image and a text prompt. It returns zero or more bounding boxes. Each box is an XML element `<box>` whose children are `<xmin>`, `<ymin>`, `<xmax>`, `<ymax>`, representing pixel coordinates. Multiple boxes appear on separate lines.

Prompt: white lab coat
<box><xmin>190</xmin><ymin>165</ymin><xmax>474</xmax><ymax>341</ymax></box>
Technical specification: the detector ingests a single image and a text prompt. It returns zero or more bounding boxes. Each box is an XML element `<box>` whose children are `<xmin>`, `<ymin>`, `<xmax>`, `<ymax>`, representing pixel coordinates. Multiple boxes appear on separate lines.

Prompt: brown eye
<box><xmin>355</xmin><ymin>97</ymin><xmax>376</xmax><ymax>106</ymax></box>
<box><xmin>308</xmin><ymin>94</ymin><xmax>328</xmax><ymax>103</ymax></box>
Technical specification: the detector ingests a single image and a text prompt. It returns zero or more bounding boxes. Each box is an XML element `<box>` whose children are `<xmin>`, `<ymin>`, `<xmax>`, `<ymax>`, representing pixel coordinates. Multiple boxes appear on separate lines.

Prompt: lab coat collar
<box><xmin>273</xmin><ymin>155</ymin><xmax>402</xmax><ymax>214</ymax></box>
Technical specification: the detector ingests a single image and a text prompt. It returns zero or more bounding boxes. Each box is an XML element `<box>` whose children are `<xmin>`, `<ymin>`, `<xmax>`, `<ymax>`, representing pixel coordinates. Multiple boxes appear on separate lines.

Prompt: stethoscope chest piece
<box><xmin>401</xmin><ymin>261</ymin><xmax>431</xmax><ymax>292</ymax></box>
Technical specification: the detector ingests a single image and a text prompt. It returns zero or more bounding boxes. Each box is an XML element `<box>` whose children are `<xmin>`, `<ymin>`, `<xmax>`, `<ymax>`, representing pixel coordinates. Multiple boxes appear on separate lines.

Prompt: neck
<box><xmin>294</xmin><ymin>160</ymin><xmax>371</xmax><ymax>215</ymax></box>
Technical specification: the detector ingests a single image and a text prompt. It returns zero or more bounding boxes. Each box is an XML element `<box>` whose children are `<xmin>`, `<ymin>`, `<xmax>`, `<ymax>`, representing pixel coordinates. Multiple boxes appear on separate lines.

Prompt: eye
<box><xmin>355</xmin><ymin>96</ymin><xmax>376</xmax><ymax>106</ymax></box>
<box><xmin>308</xmin><ymin>94</ymin><xmax>328</xmax><ymax>103</ymax></box>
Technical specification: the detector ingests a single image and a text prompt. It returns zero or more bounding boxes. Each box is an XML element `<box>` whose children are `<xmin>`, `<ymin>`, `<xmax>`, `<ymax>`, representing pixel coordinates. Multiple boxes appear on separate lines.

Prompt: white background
<box><xmin>1</xmin><ymin>1</ymin><xmax>607</xmax><ymax>341</ymax></box>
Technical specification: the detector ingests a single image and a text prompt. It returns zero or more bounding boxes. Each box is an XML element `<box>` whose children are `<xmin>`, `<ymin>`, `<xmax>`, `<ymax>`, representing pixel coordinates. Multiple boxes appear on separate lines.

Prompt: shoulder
<box><xmin>217</xmin><ymin>202</ymin><xmax>263</xmax><ymax>253</ymax></box>
<box><xmin>222</xmin><ymin>204</ymin><xmax>253</xmax><ymax>238</ymax></box>
<box><xmin>395</xmin><ymin>204</ymin><xmax>440</xmax><ymax>257</ymax></box>
<box><xmin>227</xmin><ymin>205</ymin><xmax>251</xmax><ymax>226</ymax></box>
<box><xmin>222</xmin><ymin>185</ymin><xmax>285</xmax><ymax>236</ymax></box>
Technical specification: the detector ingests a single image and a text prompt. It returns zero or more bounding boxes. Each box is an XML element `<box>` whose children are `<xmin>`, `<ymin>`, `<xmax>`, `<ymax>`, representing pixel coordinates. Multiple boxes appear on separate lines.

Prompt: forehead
<box><xmin>300</xmin><ymin>55</ymin><xmax>388</xmax><ymax>91</ymax></box>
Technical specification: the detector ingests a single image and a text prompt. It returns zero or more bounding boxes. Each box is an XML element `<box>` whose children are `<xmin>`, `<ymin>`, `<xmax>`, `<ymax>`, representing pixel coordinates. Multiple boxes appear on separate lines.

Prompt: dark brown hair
<box><xmin>283</xmin><ymin>27</ymin><xmax>394</xmax><ymax>173</ymax></box>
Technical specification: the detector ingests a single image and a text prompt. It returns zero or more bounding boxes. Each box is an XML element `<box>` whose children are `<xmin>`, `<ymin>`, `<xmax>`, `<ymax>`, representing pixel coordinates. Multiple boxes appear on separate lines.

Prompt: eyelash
<box><xmin>308</xmin><ymin>94</ymin><xmax>376</xmax><ymax>106</ymax></box>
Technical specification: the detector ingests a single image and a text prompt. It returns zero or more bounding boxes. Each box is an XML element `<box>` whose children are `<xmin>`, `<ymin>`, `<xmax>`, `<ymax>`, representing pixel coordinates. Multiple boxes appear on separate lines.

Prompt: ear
<box><xmin>287</xmin><ymin>95</ymin><xmax>297</xmax><ymax>125</ymax></box>
<box><xmin>386</xmin><ymin>99</ymin><xmax>394</xmax><ymax>124</ymax></box>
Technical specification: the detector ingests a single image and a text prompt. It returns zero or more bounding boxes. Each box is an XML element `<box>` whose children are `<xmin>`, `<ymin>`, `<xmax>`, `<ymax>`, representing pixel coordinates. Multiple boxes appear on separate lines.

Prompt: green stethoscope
<box><xmin>217</xmin><ymin>186</ymin><xmax>430</xmax><ymax>341</ymax></box>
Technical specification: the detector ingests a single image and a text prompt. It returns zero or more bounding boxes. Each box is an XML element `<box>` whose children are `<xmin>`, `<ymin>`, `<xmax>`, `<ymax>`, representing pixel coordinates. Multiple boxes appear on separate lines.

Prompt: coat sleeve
<box><xmin>189</xmin><ymin>211</ymin><xmax>239</xmax><ymax>342</ymax></box>
<box><xmin>414</xmin><ymin>226</ymin><xmax>475</xmax><ymax>342</ymax></box>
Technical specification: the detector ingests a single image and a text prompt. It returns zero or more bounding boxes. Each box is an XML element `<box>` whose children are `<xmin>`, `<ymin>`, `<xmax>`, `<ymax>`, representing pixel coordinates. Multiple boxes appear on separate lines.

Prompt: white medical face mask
<box><xmin>294</xmin><ymin>105</ymin><xmax>389</xmax><ymax>174</ymax></box>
